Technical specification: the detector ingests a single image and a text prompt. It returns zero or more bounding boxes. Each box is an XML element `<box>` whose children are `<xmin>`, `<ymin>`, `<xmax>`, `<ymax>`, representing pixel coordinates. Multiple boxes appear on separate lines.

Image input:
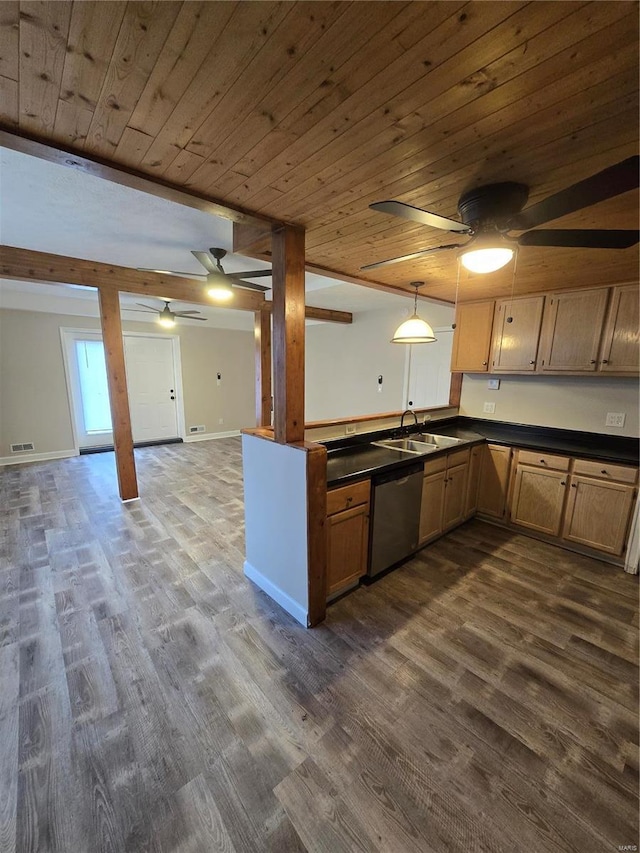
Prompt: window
<box><xmin>75</xmin><ymin>340</ymin><xmax>112</xmax><ymax>433</ymax></box>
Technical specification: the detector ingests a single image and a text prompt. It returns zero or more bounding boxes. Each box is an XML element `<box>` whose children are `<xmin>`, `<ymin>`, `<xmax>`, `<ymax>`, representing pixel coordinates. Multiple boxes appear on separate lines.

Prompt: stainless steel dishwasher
<box><xmin>368</xmin><ymin>461</ymin><xmax>424</xmax><ymax>578</ymax></box>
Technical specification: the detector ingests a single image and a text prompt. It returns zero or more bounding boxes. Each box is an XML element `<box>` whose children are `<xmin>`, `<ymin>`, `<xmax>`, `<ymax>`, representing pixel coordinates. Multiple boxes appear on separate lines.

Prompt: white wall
<box><xmin>242</xmin><ymin>435</ymin><xmax>309</xmax><ymax>626</ymax></box>
<box><xmin>460</xmin><ymin>373</ymin><xmax>639</xmax><ymax>437</ymax></box>
<box><xmin>305</xmin><ymin>302</ymin><xmax>455</xmax><ymax>421</ymax></box>
<box><xmin>0</xmin><ymin>308</ymin><xmax>255</xmax><ymax>458</ymax></box>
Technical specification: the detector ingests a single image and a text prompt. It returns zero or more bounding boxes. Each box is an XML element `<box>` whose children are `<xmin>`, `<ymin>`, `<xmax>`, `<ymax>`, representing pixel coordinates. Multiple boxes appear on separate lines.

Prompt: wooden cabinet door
<box><xmin>326</xmin><ymin>504</ymin><xmax>369</xmax><ymax>595</ymax></box>
<box><xmin>510</xmin><ymin>465</ymin><xmax>568</xmax><ymax>536</ymax></box>
<box><xmin>450</xmin><ymin>301</ymin><xmax>495</xmax><ymax>372</ymax></box>
<box><xmin>477</xmin><ymin>444</ymin><xmax>512</xmax><ymax>519</ymax></box>
<box><xmin>540</xmin><ymin>288</ymin><xmax>609</xmax><ymax>371</ymax></box>
<box><xmin>443</xmin><ymin>462</ymin><xmax>468</xmax><ymax>530</ymax></box>
<box><xmin>419</xmin><ymin>470</ymin><xmax>445</xmax><ymax>543</ymax></box>
<box><xmin>464</xmin><ymin>445</ymin><xmax>482</xmax><ymax>517</ymax></box>
<box><xmin>491</xmin><ymin>296</ymin><xmax>544</xmax><ymax>372</ymax></box>
<box><xmin>562</xmin><ymin>476</ymin><xmax>636</xmax><ymax>556</ymax></box>
<box><xmin>599</xmin><ymin>284</ymin><xmax>639</xmax><ymax>374</ymax></box>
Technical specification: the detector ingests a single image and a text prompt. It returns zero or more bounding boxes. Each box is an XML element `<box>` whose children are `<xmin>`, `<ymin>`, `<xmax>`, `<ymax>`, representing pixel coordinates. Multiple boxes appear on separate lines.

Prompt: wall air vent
<box><xmin>189</xmin><ymin>425</ymin><xmax>206</xmax><ymax>433</ymax></box>
<box><xmin>11</xmin><ymin>442</ymin><xmax>35</xmax><ymax>452</ymax></box>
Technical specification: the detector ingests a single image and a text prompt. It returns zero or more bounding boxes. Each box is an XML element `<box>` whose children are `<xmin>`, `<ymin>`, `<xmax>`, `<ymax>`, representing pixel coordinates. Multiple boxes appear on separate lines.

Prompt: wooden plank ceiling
<box><xmin>0</xmin><ymin>0</ymin><xmax>638</xmax><ymax>303</ymax></box>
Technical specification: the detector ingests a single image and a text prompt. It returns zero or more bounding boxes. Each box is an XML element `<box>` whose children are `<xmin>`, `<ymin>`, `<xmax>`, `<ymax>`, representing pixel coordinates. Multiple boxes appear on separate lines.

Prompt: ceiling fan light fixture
<box><xmin>391</xmin><ymin>281</ymin><xmax>436</xmax><ymax>344</ymax></box>
<box><xmin>460</xmin><ymin>245</ymin><xmax>514</xmax><ymax>274</ymax></box>
<box><xmin>157</xmin><ymin>315</ymin><xmax>176</xmax><ymax>328</ymax></box>
<box><xmin>206</xmin><ymin>278</ymin><xmax>234</xmax><ymax>301</ymax></box>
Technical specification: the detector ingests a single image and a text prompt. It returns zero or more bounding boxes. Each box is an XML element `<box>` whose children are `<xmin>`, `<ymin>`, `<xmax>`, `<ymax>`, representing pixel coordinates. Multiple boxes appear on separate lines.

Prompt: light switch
<box><xmin>483</xmin><ymin>402</ymin><xmax>496</xmax><ymax>414</ymax></box>
<box><xmin>487</xmin><ymin>379</ymin><xmax>500</xmax><ymax>390</ymax></box>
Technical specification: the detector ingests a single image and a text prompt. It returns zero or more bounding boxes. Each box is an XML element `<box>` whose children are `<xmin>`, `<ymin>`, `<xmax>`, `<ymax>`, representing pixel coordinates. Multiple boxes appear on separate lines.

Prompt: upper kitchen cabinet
<box><xmin>450</xmin><ymin>301</ymin><xmax>495</xmax><ymax>373</ymax></box>
<box><xmin>599</xmin><ymin>284</ymin><xmax>640</xmax><ymax>374</ymax></box>
<box><xmin>491</xmin><ymin>296</ymin><xmax>545</xmax><ymax>372</ymax></box>
<box><xmin>539</xmin><ymin>288</ymin><xmax>609</xmax><ymax>372</ymax></box>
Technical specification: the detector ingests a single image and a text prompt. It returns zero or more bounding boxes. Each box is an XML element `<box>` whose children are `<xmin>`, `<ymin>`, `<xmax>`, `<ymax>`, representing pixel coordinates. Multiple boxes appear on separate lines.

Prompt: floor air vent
<box><xmin>11</xmin><ymin>442</ymin><xmax>35</xmax><ymax>452</ymax></box>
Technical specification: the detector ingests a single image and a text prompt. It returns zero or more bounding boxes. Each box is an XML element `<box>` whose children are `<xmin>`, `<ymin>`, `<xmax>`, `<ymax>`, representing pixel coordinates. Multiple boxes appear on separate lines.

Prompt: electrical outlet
<box><xmin>345</xmin><ymin>424</ymin><xmax>357</xmax><ymax>435</ymax></box>
<box><xmin>605</xmin><ymin>412</ymin><xmax>625</xmax><ymax>427</ymax></box>
<box><xmin>483</xmin><ymin>402</ymin><xmax>496</xmax><ymax>414</ymax></box>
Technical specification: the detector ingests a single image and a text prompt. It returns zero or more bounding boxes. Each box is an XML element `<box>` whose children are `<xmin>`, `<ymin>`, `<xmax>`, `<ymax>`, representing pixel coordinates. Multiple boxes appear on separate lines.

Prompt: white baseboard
<box><xmin>0</xmin><ymin>448</ymin><xmax>79</xmax><ymax>467</ymax></box>
<box><xmin>183</xmin><ymin>429</ymin><xmax>241</xmax><ymax>443</ymax></box>
<box><xmin>243</xmin><ymin>560</ymin><xmax>308</xmax><ymax>627</ymax></box>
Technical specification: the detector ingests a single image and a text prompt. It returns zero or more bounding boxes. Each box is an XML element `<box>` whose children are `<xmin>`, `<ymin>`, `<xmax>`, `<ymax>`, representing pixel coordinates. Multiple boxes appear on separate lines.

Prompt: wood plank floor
<box><xmin>0</xmin><ymin>438</ymin><xmax>638</xmax><ymax>853</ymax></box>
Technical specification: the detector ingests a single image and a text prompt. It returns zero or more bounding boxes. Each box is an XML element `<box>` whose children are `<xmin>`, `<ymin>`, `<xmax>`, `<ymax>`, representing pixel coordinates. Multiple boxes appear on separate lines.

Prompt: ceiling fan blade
<box><xmin>228</xmin><ymin>269</ymin><xmax>272</xmax><ymax>279</ymax></box>
<box><xmin>173</xmin><ymin>310</ymin><xmax>202</xmax><ymax>315</ymax></box>
<box><xmin>175</xmin><ymin>314</ymin><xmax>208</xmax><ymax>321</ymax></box>
<box><xmin>136</xmin><ymin>302</ymin><xmax>160</xmax><ymax>312</ymax></box>
<box><xmin>191</xmin><ymin>250</ymin><xmax>217</xmax><ymax>274</ymax></box>
<box><xmin>233</xmin><ymin>280</ymin><xmax>271</xmax><ymax>292</ymax></box>
<box><xmin>518</xmin><ymin>229</ymin><xmax>639</xmax><ymax>249</ymax></box>
<box><xmin>137</xmin><ymin>267</ymin><xmax>207</xmax><ymax>278</ymax></box>
<box><xmin>370</xmin><ymin>200</ymin><xmax>471</xmax><ymax>233</ymax></box>
<box><xmin>510</xmin><ymin>156</ymin><xmax>640</xmax><ymax>230</ymax></box>
<box><xmin>361</xmin><ymin>243</ymin><xmax>464</xmax><ymax>271</ymax></box>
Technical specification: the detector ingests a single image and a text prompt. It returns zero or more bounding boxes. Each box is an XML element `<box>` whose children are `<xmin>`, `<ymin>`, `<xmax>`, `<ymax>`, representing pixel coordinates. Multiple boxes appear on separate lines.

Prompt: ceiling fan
<box><xmin>131</xmin><ymin>300</ymin><xmax>207</xmax><ymax>328</ymax></box>
<box><xmin>139</xmin><ymin>248</ymin><xmax>271</xmax><ymax>301</ymax></box>
<box><xmin>362</xmin><ymin>156</ymin><xmax>639</xmax><ymax>274</ymax></box>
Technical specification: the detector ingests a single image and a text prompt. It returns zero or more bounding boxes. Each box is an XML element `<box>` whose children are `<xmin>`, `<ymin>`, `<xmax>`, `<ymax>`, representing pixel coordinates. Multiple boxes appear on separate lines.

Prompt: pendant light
<box><xmin>391</xmin><ymin>281</ymin><xmax>436</xmax><ymax>344</ymax></box>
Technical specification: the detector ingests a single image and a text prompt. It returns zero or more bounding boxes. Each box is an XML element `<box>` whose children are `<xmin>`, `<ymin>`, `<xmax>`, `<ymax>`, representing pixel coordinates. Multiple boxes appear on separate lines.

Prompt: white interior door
<box><xmin>404</xmin><ymin>329</ymin><xmax>454</xmax><ymax>409</ymax></box>
<box><xmin>63</xmin><ymin>330</ymin><xmax>182</xmax><ymax>448</ymax></box>
<box><xmin>123</xmin><ymin>335</ymin><xmax>179</xmax><ymax>442</ymax></box>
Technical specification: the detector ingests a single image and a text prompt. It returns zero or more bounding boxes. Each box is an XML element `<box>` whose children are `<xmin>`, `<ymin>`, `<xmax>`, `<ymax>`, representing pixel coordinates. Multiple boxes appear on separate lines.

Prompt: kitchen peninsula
<box><xmin>243</xmin><ymin>411</ymin><xmax>639</xmax><ymax>628</ymax></box>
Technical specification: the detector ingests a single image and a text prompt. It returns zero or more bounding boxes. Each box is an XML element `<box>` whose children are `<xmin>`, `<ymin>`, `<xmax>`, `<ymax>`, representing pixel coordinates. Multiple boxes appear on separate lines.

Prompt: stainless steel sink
<box><xmin>414</xmin><ymin>433</ymin><xmax>467</xmax><ymax>447</ymax></box>
<box><xmin>373</xmin><ymin>438</ymin><xmax>439</xmax><ymax>454</ymax></box>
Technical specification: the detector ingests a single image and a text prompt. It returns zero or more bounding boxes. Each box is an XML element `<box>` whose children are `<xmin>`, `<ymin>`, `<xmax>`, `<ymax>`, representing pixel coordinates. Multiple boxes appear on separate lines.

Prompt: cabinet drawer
<box><xmin>423</xmin><ymin>455</ymin><xmax>447</xmax><ymax>476</ymax></box>
<box><xmin>572</xmin><ymin>459</ymin><xmax>638</xmax><ymax>484</ymax></box>
<box><xmin>517</xmin><ymin>449</ymin><xmax>570</xmax><ymax>471</ymax></box>
<box><xmin>447</xmin><ymin>447</ymin><xmax>470</xmax><ymax>468</ymax></box>
<box><xmin>327</xmin><ymin>479</ymin><xmax>371</xmax><ymax>515</ymax></box>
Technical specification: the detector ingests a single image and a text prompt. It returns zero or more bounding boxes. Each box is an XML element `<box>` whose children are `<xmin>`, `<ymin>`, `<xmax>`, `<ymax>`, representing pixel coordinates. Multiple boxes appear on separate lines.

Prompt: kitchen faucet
<box><xmin>400</xmin><ymin>409</ymin><xmax>418</xmax><ymax>434</ymax></box>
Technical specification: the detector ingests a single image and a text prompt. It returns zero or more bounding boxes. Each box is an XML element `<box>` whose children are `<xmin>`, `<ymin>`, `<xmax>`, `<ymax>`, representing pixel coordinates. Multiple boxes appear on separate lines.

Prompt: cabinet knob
<box><xmin>529</xmin><ymin>360</ymin><xmax>535</xmax><ymax>365</ymax></box>
<box><xmin>571</xmin><ymin>483</ymin><xmax>577</xmax><ymax>488</ymax></box>
<box><xmin>561</xmin><ymin>481</ymin><xmax>566</xmax><ymax>486</ymax></box>
<box><xmin>540</xmin><ymin>459</ymin><xmax>546</xmax><ymax>464</ymax></box>
<box><xmin>601</xmin><ymin>359</ymin><xmax>609</xmax><ymax>364</ymax></box>
<box><xmin>346</xmin><ymin>496</ymin><xmax>353</xmax><ymax>504</ymax></box>
<box><xmin>601</xmin><ymin>469</ymin><xmax>607</xmax><ymax>475</ymax></box>
<box><xmin>482</xmin><ymin>361</ymin><xmax>488</xmax><ymax>366</ymax></box>
<box><xmin>590</xmin><ymin>359</ymin><xmax>596</xmax><ymax>364</ymax></box>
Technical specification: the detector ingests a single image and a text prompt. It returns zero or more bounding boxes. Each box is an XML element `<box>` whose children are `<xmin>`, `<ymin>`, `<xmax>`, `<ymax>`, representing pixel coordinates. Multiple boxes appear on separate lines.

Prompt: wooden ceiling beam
<box><xmin>0</xmin><ymin>245</ymin><xmax>353</xmax><ymax>323</ymax></box>
<box><xmin>0</xmin><ymin>244</ymin><xmax>266</xmax><ymax>310</ymax></box>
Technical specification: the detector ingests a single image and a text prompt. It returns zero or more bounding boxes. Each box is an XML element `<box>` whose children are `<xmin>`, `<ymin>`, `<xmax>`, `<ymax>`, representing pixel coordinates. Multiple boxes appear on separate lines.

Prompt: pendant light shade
<box><xmin>391</xmin><ymin>282</ymin><xmax>436</xmax><ymax>343</ymax></box>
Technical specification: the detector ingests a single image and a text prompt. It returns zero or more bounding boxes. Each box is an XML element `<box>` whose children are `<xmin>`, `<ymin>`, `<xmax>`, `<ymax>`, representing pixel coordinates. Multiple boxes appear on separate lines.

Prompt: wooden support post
<box><xmin>254</xmin><ymin>309</ymin><xmax>272</xmax><ymax>427</ymax></box>
<box><xmin>271</xmin><ymin>224</ymin><xmax>306</xmax><ymax>444</ymax></box>
<box><xmin>98</xmin><ymin>288</ymin><xmax>138</xmax><ymax>501</ymax></box>
<box><xmin>306</xmin><ymin>444</ymin><xmax>327</xmax><ymax>626</ymax></box>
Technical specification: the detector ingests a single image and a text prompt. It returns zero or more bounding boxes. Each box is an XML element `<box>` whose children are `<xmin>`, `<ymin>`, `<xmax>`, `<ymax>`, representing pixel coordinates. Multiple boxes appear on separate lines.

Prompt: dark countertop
<box><xmin>324</xmin><ymin>416</ymin><xmax>638</xmax><ymax>487</ymax></box>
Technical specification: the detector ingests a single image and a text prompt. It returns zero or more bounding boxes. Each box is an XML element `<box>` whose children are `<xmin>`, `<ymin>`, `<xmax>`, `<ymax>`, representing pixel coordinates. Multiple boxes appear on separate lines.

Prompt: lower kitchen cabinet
<box><xmin>562</xmin><ymin>475</ymin><xmax>636</xmax><ymax>556</ymax></box>
<box><xmin>419</xmin><ymin>468</ymin><xmax>446</xmax><ymax>543</ymax></box>
<box><xmin>443</xmin><ymin>462</ymin><xmax>468</xmax><ymax>530</ymax></box>
<box><xmin>477</xmin><ymin>444</ymin><xmax>512</xmax><ymax>519</ymax></box>
<box><xmin>419</xmin><ymin>449</ymin><xmax>470</xmax><ymax>543</ymax></box>
<box><xmin>510</xmin><ymin>464</ymin><xmax>568</xmax><ymax>536</ymax></box>
<box><xmin>326</xmin><ymin>480</ymin><xmax>370</xmax><ymax>597</ymax></box>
